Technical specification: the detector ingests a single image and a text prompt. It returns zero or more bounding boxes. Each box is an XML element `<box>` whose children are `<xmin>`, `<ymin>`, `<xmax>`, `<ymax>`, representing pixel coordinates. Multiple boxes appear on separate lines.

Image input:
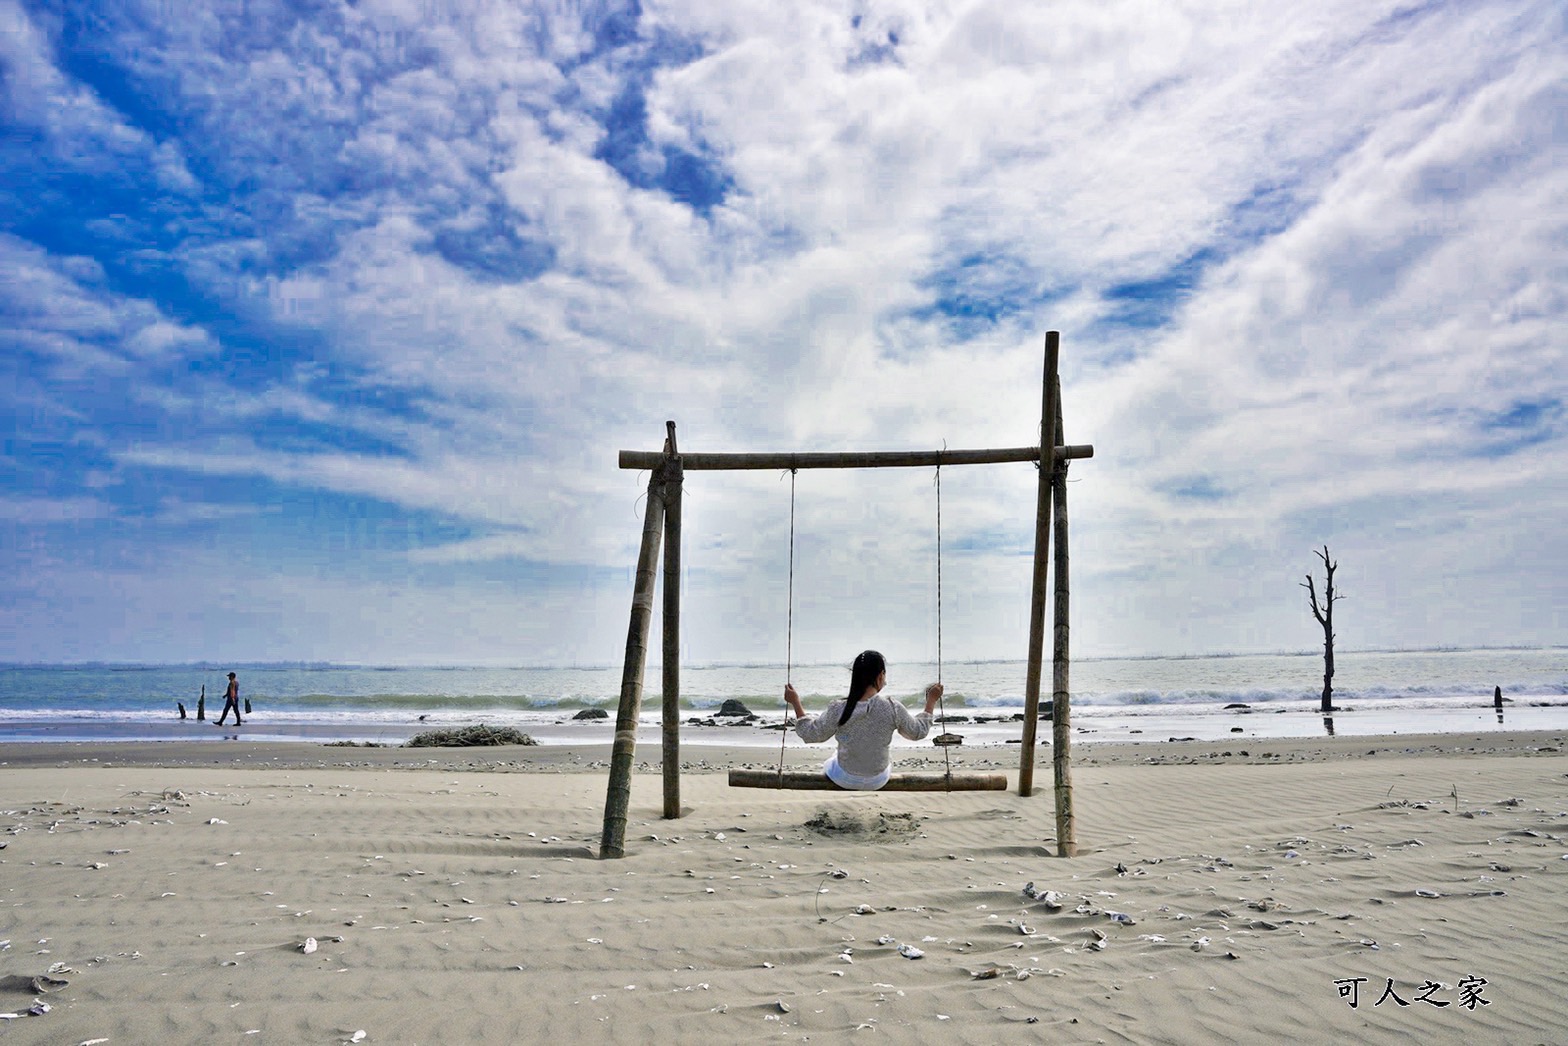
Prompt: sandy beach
<box><xmin>1</xmin><ymin>732</ymin><xmax>1565</xmax><ymax>1044</ymax></box>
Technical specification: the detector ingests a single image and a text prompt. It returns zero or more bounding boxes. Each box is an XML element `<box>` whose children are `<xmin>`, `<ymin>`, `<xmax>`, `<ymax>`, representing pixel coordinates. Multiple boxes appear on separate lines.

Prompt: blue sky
<box><xmin>3</xmin><ymin>0</ymin><xmax>1564</xmax><ymax>666</ymax></box>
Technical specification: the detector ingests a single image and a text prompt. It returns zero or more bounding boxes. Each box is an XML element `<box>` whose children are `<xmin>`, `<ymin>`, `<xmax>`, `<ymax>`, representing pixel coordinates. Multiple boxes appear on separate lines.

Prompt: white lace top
<box><xmin>794</xmin><ymin>695</ymin><xmax>933</xmax><ymax>789</ymax></box>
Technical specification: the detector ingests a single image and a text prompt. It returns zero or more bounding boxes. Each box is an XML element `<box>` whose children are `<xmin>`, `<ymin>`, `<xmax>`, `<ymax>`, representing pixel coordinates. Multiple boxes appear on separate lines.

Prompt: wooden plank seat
<box><xmin>727</xmin><ymin>769</ymin><xmax>1008</xmax><ymax>791</ymax></box>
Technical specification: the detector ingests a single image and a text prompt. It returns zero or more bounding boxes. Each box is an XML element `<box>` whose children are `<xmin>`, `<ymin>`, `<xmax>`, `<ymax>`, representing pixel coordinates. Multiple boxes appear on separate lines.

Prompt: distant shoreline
<box><xmin>2</xmin><ymin>722</ymin><xmax>1565</xmax><ymax>772</ymax></box>
<box><xmin>3</xmin><ymin>697</ymin><xmax>1567</xmax><ymax>748</ymax></box>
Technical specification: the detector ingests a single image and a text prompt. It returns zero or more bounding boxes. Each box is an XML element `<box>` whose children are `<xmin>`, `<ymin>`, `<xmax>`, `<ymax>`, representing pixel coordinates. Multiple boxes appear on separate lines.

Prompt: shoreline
<box><xmin>2</xmin><ymin>697</ymin><xmax>1565</xmax><ymax>749</ymax></box>
<box><xmin>2</xmin><ymin>727</ymin><xmax>1563</xmax><ymax>772</ymax></box>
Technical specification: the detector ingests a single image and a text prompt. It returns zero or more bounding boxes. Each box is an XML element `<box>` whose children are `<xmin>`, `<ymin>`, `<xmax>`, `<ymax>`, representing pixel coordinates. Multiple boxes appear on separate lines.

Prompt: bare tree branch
<box><xmin>1305</xmin><ymin>545</ymin><xmax>1341</xmax><ymax>713</ymax></box>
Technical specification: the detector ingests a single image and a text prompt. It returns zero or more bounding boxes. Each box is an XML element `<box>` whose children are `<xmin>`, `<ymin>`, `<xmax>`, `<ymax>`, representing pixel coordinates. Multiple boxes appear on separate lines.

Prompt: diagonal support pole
<box><xmin>599</xmin><ymin>464</ymin><xmax>666</xmax><ymax>858</ymax></box>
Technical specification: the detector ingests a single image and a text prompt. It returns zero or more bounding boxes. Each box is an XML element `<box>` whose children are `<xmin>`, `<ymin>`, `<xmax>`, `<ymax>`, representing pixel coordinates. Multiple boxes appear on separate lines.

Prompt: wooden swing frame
<box><xmin>599</xmin><ymin>332</ymin><xmax>1090</xmax><ymax>857</ymax></box>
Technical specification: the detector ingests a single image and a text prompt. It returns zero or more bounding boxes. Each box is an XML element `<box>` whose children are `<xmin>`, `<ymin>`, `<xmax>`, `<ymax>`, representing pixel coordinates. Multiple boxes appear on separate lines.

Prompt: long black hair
<box><xmin>839</xmin><ymin>650</ymin><xmax>886</xmax><ymax>725</ymax></box>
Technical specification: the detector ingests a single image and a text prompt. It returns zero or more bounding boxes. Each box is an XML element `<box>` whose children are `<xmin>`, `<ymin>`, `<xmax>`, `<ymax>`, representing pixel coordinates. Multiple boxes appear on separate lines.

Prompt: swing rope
<box><xmin>773</xmin><ymin>462</ymin><xmax>952</xmax><ymax>787</ymax></box>
<box><xmin>786</xmin><ymin>467</ymin><xmax>796</xmax><ymax>686</ymax></box>
<box><xmin>935</xmin><ymin>458</ymin><xmax>943</xmax><ymax>686</ymax></box>
<box><xmin>935</xmin><ymin>456</ymin><xmax>952</xmax><ymax>785</ymax></box>
<box><xmin>777</xmin><ymin>468</ymin><xmax>797</xmax><ymax>780</ymax></box>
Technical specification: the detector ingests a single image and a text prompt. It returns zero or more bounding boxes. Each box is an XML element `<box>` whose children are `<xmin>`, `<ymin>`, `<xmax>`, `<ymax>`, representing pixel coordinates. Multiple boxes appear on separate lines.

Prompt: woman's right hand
<box><xmin>784</xmin><ymin>683</ymin><xmax>803</xmax><ymax>717</ymax></box>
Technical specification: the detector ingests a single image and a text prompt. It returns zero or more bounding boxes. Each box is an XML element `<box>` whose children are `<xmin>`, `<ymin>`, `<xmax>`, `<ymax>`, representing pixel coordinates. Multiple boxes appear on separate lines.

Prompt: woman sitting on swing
<box><xmin>783</xmin><ymin>650</ymin><xmax>944</xmax><ymax>790</ymax></box>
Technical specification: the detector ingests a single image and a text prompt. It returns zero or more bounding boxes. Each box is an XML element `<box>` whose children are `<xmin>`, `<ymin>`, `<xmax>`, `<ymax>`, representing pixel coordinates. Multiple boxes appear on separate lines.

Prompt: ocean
<box><xmin>1</xmin><ymin>647</ymin><xmax>1564</xmax><ymax>748</ymax></box>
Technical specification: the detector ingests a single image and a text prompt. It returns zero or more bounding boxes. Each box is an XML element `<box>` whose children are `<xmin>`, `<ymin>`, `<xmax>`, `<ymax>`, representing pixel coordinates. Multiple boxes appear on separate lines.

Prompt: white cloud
<box><xmin>0</xmin><ymin>495</ymin><xmax>110</xmax><ymax>523</ymax></box>
<box><xmin>0</xmin><ymin>0</ymin><xmax>201</xmax><ymax>191</ymax></box>
<box><xmin>1</xmin><ymin>235</ymin><xmax>218</xmax><ymax>370</ymax></box>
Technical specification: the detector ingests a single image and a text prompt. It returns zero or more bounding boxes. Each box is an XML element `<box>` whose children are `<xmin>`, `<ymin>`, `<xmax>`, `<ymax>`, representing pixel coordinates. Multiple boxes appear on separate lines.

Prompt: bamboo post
<box><xmin>599</xmin><ymin>465</ymin><xmax>667</xmax><ymax>859</ymax></box>
<box><xmin>1019</xmin><ymin>332</ymin><xmax>1059</xmax><ymax>796</ymax></box>
<box><xmin>661</xmin><ymin>422</ymin><xmax>683</xmax><ymax>820</ymax></box>
<box><xmin>1050</xmin><ymin>374</ymin><xmax>1076</xmax><ymax>856</ymax></box>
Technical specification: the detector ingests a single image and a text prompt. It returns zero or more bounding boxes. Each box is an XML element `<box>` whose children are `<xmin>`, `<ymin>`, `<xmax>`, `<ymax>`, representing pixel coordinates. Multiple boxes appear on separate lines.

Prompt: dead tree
<box><xmin>1301</xmin><ymin>546</ymin><xmax>1342</xmax><ymax>713</ymax></box>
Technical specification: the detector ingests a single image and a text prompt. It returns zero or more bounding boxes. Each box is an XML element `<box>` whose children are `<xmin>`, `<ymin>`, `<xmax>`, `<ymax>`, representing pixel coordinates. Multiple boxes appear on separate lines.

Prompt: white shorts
<box><xmin>824</xmin><ymin>752</ymin><xmax>890</xmax><ymax>791</ymax></box>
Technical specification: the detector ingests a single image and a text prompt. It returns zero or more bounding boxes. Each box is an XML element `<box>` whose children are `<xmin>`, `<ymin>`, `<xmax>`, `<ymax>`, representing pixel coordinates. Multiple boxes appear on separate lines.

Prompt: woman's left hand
<box><xmin>924</xmin><ymin>682</ymin><xmax>943</xmax><ymax>714</ymax></box>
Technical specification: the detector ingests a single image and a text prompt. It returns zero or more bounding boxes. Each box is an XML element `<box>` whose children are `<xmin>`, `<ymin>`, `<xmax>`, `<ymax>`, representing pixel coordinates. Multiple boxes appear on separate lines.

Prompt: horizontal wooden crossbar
<box><xmin>727</xmin><ymin>769</ymin><xmax>1008</xmax><ymax>791</ymax></box>
<box><xmin>620</xmin><ymin>445</ymin><xmax>1094</xmax><ymax>471</ymax></box>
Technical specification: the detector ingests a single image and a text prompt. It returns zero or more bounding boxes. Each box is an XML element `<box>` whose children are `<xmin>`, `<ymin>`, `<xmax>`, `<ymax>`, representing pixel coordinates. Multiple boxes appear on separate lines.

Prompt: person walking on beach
<box><xmin>215</xmin><ymin>672</ymin><xmax>243</xmax><ymax>727</ymax></box>
<box><xmin>783</xmin><ymin>650</ymin><xmax>942</xmax><ymax>790</ymax></box>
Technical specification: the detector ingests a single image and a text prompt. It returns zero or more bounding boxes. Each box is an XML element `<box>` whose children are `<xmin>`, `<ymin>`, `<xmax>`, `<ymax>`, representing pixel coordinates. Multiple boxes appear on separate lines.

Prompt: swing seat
<box><xmin>728</xmin><ymin>769</ymin><xmax>1007</xmax><ymax>791</ymax></box>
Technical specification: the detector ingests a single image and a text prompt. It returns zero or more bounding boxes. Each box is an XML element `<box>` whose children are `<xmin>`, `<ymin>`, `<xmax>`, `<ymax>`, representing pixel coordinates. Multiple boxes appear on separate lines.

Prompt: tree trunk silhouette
<box><xmin>1301</xmin><ymin>546</ymin><xmax>1341</xmax><ymax>713</ymax></box>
